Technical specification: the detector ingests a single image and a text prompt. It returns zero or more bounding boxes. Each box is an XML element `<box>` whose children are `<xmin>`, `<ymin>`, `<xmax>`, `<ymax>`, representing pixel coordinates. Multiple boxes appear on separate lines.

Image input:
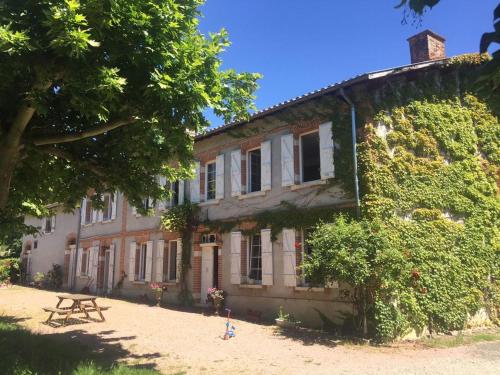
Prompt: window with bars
<box><xmin>248</xmin><ymin>148</ymin><xmax>261</xmax><ymax>193</ymax></box>
<box><xmin>206</xmin><ymin>162</ymin><xmax>216</xmax><ymax>200</ymax></box>
<box><xmin>248</xmin><ymin>234</ymin><xmax>262</xmax><ymax>283</ymax></box>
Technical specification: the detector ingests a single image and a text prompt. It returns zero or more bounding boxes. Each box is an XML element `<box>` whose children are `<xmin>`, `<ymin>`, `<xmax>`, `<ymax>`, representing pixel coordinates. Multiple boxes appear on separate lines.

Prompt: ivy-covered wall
<box><xmin>305</xmin><ymin>54</ymin><xmax>499</xmax><ymax>341</ymax></box>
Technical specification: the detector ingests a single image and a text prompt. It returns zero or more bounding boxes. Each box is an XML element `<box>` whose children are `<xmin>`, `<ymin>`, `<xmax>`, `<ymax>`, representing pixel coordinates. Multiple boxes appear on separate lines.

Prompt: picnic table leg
<box><xmin>79</xmin><ymin>301</ymin><xmax>90</xmax><ymax>319</ymax></box>
<box><xmin>46</xmin><ymin>311</ymin><xmax>55</xmax><ymax>323</ymax></box>
<box><xmin>91</xmin><ymin>299</ymin><xmax>106</xmax><ymax>322</ymax></box>
<box><xmin>55</xmin><ymin>297</ymin><xmax>63</xmax><ymax>308</ymax></box>
<box><xmin>63</xmin><ymin>301</ymin><xmax>78</xmax><ymax>326</ymax></box>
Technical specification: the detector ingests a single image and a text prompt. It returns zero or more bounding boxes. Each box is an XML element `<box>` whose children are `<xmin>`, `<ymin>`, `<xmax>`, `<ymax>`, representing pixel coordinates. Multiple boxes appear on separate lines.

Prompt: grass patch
<box><xmin>0</xmin><ymin>316</ymin><xmax>161</xmax><ymax>375</ymax></box>
<box><xmin>420</xmin><ymin>329</ymin><xmax>500</xmax><ymax>348</ymax></box>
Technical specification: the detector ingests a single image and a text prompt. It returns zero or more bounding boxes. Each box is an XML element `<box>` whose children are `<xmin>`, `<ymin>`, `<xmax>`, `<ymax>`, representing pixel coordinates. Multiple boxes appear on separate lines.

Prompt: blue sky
<box><xmin>198</xmin><ymin>0</ymin><xmax>498</xmax><ymax>127</ymax></box>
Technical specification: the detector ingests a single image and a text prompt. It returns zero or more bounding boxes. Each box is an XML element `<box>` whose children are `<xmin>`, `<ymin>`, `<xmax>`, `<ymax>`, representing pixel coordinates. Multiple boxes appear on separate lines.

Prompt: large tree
<box><xmin>0</xmin><ymin>0</ymin><xmax>259</xmax><ymax>231</ymax></box>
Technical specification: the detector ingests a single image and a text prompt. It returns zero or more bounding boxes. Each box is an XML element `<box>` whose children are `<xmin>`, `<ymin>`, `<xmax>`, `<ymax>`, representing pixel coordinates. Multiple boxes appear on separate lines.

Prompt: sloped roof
<box><xmin>195</xmin><ymin>57</ymin><xmax>449</xmax><ymax>141</ymax></box>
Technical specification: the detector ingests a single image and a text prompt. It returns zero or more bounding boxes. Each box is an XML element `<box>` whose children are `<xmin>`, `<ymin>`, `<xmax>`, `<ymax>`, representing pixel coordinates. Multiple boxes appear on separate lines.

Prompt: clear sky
<box><xmin>198</xmin><ymin>0</ymin><xmax>498</xmax><ymax>127</ymax></box>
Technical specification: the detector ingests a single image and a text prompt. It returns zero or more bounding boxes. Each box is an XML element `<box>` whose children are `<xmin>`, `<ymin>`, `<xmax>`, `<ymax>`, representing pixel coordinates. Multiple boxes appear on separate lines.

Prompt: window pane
<box><xmin>140</xmin><ymin>244</ymin><xmax>147</xmax><ymax>280</ymax></box>
<box><xmin>85</xmin><ymin>200</ymin><xmax>93</xmax><ymax>223</ymax></box>
<box><xmin>81</xmin><ymin>252</ymin><xmax>87</xmax><ymax>274</ymax></box>
<box><xmin>169</xmin><ymin>241</ymin><xmax>177</xmax><ymax>281</ymax></box>
<box><xmin>45</xmin><ymin>218</ymin><xmax>52</xmax><ymax>233</ymax></box>
<box><xmin>103</xmin><ymin>195</ymin><xmax>111</xmax><ymax>220</ymax></box>
<box><xmin>163</xmin><ymin>247</ymin><xmax>169</xmax><ymax>282</ymax></box>
<box><xmin>249</xmin><ymin>234</ymin><xmax>262</xmax><ymax>282</ymax></box>
<box><xmin>172</xmin><ymin>181</ymin><xmax>179</xmax><ymax>206</ymax></box>
<box><xmin>206</xmin><ymin>162</ymin><xmax>216</xmax><ymax>200</ymax></box>
<box><xmin>249</xmin><ymin>149</ymin><xmax>261</xmax><ymax>192</ymax></box>
<box><xmin>301</xmin><ymin>132</ymin><xmax>321</xmax><ymax>182</ymax></box>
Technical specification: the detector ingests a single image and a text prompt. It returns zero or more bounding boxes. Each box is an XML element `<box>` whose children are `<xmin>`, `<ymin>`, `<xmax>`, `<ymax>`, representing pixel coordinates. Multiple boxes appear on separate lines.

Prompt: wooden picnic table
<box><xmin>43</xmin><ymin>294</ymin><xmax>108</xmax><ymax>326</ymax></box>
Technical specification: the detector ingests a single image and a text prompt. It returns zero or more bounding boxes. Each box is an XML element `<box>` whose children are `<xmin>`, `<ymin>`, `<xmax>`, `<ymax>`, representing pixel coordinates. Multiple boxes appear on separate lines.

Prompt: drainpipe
<box><xmin>339</xmin><ymin>89</ymin><xmax>360</xmax><ymax>219</ymax></box>
<box><xmin>72</xmin><ymin>206</ymin><xmax>82</xmax><ymax>291</ymax></box>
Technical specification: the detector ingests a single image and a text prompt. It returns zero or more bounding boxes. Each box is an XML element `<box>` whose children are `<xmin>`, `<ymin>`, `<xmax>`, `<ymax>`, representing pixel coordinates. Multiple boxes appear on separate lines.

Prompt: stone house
<box><xmin>22</xmin><ymin>30</ymin><xmax>464</xmax><ymax>326</ymax></box>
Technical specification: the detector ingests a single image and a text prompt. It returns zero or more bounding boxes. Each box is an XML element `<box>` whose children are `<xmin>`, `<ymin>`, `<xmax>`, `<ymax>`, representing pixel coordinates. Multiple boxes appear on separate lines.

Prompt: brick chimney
<box><xmin>407</xmin><ymin>30</ymin><xmax>446</xmax><ymax>64</ymax></box>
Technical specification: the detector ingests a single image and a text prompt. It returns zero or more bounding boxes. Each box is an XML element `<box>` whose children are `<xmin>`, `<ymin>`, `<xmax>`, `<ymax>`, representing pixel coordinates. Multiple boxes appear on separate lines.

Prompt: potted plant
<box><xmin>33</xmin><ymin>272</ymin><xmax>45</xmax><ymax>288</ymax></box>
<box><xmin>275</xmin><ymin>306</ymin><xmax>300</xmax><ymax>328</ymax></box>
<box><xmin>150</xmin><ymin>282</ymin><xmax>167</xmax><ymax>306</ymax></box>
<box><xmin>207</xmin><ymin>287</ymin><xmax>224</xmax><ymax>315</ymax></box>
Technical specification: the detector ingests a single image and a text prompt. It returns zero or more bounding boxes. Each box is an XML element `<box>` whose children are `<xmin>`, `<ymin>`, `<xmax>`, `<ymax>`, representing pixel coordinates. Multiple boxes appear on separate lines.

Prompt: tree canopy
<box><xmin>0</xmin><ymin>0</ymin><xmax>260</xmax><ymax>241</ymax></box>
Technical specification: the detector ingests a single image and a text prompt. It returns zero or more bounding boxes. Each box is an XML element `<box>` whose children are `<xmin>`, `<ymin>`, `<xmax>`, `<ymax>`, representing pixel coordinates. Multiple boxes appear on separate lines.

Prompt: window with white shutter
<box><xmin>190</xmin><ymin>161</ymin><xmax>201</xmax><ymax>203</ymax></box>
<box><xmin>231</xmin><ymin>150</ymin><xmax>242</xmax><ymax>197</ymax></box>
<box><xmin>319</xmin><ymin>121</ymin><xmax>335</xmax><ymax>179</ymax></box>
<box><xmin>145</xmin><ymin>241</ymin><xmax>153</xmax><ymax>282</ymax></box>
<box><xmin>282</xmin><ymin>229</ymin><xmax>297</xmax><ymax>287</ymax></box>
<box><xmin>176</xmin><ymin>239</ymin><xmax>182</xmax><ymax>283</ymax></box>
<box><xmin>261</xmin><ymin>140</ymin><xmax>272</xmax><ymax>191</ymax></box>
<box><xmin>156</xmin><ymin>240</ymin><xmax>165</xmax><ymax>282</ymax></box>
<box><xmin>205</xmin><ymin>161</ymin><xmax>216</xmax><ymax>200</ymax></box>
<box><xmin>248</xmin><ymin>234</ymin><xmax>262</xmax><ymax>283</ymax></box>
<box><xmin>76</xmin><ymin>248</ymin><xmax>83</xmax><ymax>277</ymax></box>
<box><xmin>111</xmin><ymin>192</ymin><xmax>117</xmax><ymax>220</ymax></box>
<box><xmin>128</xmin><ymin>242</ymin><xmax>136</xmax><ymax>281</ymax></box>
<box><xmin>261</xmin><ymin>229</ymin><xmax>273</xmax><ymax>285</ymax></box>
<box><xmin>215</xmin><ymin>154</ymin><xmax>225</xmax><ymax>199</ymax></box>
<box><xmin>107</xmin><ymin>244</ymin><xmax>115</xmax><ymax>291</ymax></box>
<box><xmin>281</xmin><ymin>134</ymin><xmax>294</xmax><ymax>186</ymax></box>
<box><xmin>230</xmin><ymin>232</ymin><xmax>241</xmax><ymax>284</ymax></box>
<box><xmin>247</xmin><ymin>148</ymin><xmax>261</xmax><ymax>193</ymax></box>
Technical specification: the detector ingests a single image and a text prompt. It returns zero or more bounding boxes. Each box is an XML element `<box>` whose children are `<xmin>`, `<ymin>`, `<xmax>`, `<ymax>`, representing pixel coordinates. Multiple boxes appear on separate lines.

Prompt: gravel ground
<box><xmin>1</xmin><ymin>286</ymin><xmax>499</xmax><ymax>375</ymax></box>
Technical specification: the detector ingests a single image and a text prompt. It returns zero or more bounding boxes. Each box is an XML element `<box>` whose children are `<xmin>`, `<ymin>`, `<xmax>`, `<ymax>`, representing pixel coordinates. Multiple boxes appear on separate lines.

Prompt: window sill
<box><xmin>238</xmin><ymin>191</ymin><xmax>267</xmax><ymax>200</ymax></box>
<box><xmin>290</xmin><ymin>179</ymin><xmax>327</xmax><ymax>191</ymax></box>
<box><xmin>132</xmin><ymin>281</ymin><xmax>147</xmax><ymax>285</ymax></box>
<box><xmin>163</xmin><ymin>282</ymin><xmax>178</xmax><ymax>286</ymax></box>
<box><xmin>295</xmin><ymin>286</ymin><xmax>326</xmax><ymax>292</ymax></box>
<box><xmin>199</xmin><ymin>199</ymin><xmax>220</xmax><ymax>207</ymax></box>
<box><xmin>239</xmin><ymin>284</ymin><xmax>263</xmax><ymax>289</ymax></box>
<box><xmin>79</xmin><ymin>275</ymin><xmax>89</xmax><ymax>279</ymax></box>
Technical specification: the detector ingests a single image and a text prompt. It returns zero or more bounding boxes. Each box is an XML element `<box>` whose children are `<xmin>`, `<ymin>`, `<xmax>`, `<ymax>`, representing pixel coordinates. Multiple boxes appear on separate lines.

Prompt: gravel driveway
<box><xmin>1</xmin><ymin>286</ymin><xmax>499</xmax><ymax>375</ymax></box>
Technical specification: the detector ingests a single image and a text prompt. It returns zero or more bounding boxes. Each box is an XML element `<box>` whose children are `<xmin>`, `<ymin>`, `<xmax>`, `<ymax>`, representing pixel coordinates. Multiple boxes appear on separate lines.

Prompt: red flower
<box><xmin>294</xmin><ymin>242</ymin><xmax>301</xmax><ymax>250</ymax></box>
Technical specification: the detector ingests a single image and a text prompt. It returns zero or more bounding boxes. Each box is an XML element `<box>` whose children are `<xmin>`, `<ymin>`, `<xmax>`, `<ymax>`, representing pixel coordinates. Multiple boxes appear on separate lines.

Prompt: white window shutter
<box><xmin>190</xmin><ymin>161</ymin><xmax>200</xmax><ymax>203</ymax></box>
<box><xmin>281</xmin><ymin>134</ymin><xmax>294</xmax><ymax>186</ymax></box>
<box><xmin>145</xmin><ymin>241</ymin><xmax>153</xmax><ymax>282</ymax></box>
<box><xmin>230</xmin><ymin>232</ymin><xmax>241</xmax><ymax>284</ymax></box>
<box><xmin>261</xmin><ymin>229</ymin><xmax>273</xmax><ymax>285</ymax></box>
<box><xmin>261</xmin><ymin>140</ymin><xmax>272</xmax><ymax>191</ymax></box>
<box><xmin>92</xmin><ymin>207</ymin><xmax>98</xmax><ymax>223</ymax></box>
<box><xmin>178</xmin><ymin>180</ymin><xmax>185</xmax><ymax>204</ymax></box>
<box><xmin>230</xmin><ymin>150</ymin><xmax>242</xmax><ymax>197</ymax></box>
<box><xmin>76</xmin><ymin>248</ymin><xmax>83</xmax><ymax>277</ymax></box>
<box><xmin>98</xmin><ymin>195</ymin><xmax>104</xmax><ymax>222</ymax></box>
<box><xmin>51</xmin><ymin>216</ymin><xmax>56</xmax><ymax>232</ymax></box>
<box><xmin>107</xmin><ymin>244</ymin><xmax>115</xmax><ymax>291</ymax></box>
<box><xmin>128</xmin><ymin>242</ymin><xmax>136</xmax><ymax>281</ymax></box>
<box><xmin>158</xmin><ymin>176</ymin><xmax>167</xmax><ymax>211</ymax></box>
<box><xmin>155</xmin><ymin>240</ymin><xmax>165</xmax><ymax>282</ymax></box>
<box><xmin>319</xmin><ymin>121</ymin><xmax>335</xmax><ymax>179</ymax></box>
<box><xmin>111</xmin><ymin>192</ymin><xmax>117</xmax><ymax>220</ymax></box>
<box><xmin>176</xmin><ymin>239</ymin><xmax>182</xmax><ymax>283</ymax></box>
<box><xmin>92</xmin><ymin>246</ymin><xmax>99</xmax><ymax>281</ymax></box>
<box><xmin>283</xmin><ymin>229</ymin><xmax>297</xmax><ymax>287</ymax></box>
<box><xmin>215</xmin><ymin>154</ymin><xmax>225</xmax><ymax>199</ymax></box>
<box><xmin>81</xmin><ymin>198</ymin><xmax>87</xmax><ymax>224</ymax></box>
<box><xmin>41</xmin><ymin>217</ymin><xmax>46</xmax><ymax>232</ymax></box>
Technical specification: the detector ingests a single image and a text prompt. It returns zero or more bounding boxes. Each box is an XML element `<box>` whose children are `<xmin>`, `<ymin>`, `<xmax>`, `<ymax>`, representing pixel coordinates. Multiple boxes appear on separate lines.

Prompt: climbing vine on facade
<box><xmin>303</xmin><ymin>54</ymin><xmax>500</xmax><ymax>341</ymax></box>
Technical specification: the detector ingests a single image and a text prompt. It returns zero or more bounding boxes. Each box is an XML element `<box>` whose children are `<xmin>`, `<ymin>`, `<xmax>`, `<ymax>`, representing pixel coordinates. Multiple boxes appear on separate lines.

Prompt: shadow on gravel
<box><xmin>0</xmin><ymin>315</ymin><xmax>162</xmax><ymax>375</ymax></box>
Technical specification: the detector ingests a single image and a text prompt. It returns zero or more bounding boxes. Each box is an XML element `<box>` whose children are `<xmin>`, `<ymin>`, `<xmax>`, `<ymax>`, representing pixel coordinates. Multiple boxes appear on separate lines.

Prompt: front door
<box><xmin>200</xmin><ymin>247</ymin><xmax>214</xmax><ymax>304</ymax></box>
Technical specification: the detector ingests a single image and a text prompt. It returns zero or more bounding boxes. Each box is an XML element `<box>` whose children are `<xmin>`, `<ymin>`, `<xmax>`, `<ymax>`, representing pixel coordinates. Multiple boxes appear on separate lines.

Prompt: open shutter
<box><xmin>76</xmin><ymin>248</ymin><xmax>83</xmax><ymax>277</ymax></box>
<box><xmin>41</xmin><ymin>217</ymin><xmax>47</xmax><ymax>232</ymax></box>
<box><xmin>91</xmin><ymin>246</ymin><xmax>99</xmax><ymax>282</ymax></box>
<box><xmin>178</xmin><ymin>180</ymin><xmax>185</xmax><ymax>204</ymax></box>
<box><xmin>50</xmin><ymin>216</ymin><xmax>56</xmax><ymax>232</ymax></box>
<box><xmin>319</xmin><ymin>121</ymin><xmax>335</xmax><ymax>179</ymax></box>
<box><xmin>261</xmin><ymin>229</ymin><xmax>273</xmax><ymax>285</ymax></box>
<box><xmin>81</xmin><ymin>198</ymin><xmax>87</xmax><ymax>224</ymax></box>
<box><xmin>283</xmin><ymin>229</ymin><xmax>297</xmax><ymax>287</ymax></box>
<box><xmin>281</xmin><ymin>134</ymin><xmax>294</xmax><ymax>186</ymax></box>
<box><xmin>176</xmin><ymin>239</ymin><xmax>182</xmax><ymax>283</ymax></box>
<box><xmin>155</xmin><ymin>240</ymin><xmax>164</xmax><ymax>282</ymax></box>
<box><xmin>128</xmin><ymin>242</ymin><xmax>136</xmax><ymax>281</ymax></box>
<box><xmin>107</xmin><ymin>244</ymin><xmax>115</xmax><ymax>291</ymax></box>
<box><xmin>158</xmin><ymin>176</ymin><xmax>167</xmax><ymax>211</ymax></box>
<box><xmin>97</xmin><ymin>195</ymin><xmax>104</xmax><ymax>222</ymax></box>
<box><xmin>145</xmin><ymin>241</ymin><xmax>153</xmax><ymax>282</ymax></box>
<box><xmin>230</xmin><ymin>232</ymin><xmax>241</xmax><ymax>284</ymax></box>
<box><xmin>261</xmin><ymin>140</ymin><xmax>272</xmax><ymax>191</ymax></box>
<box><xmin>111</xmin><ymin>192</ymin><xmax>117</xmax><ymax>220</ymax></box>
<box><xmin>230</xmin><ymin>150</ymin><xmax>242</xmax><ymax>197</ymax></box>
<box><xmin>190</xmin><ymin>161</ymin><xmax>200</xmax><ymax>203</ymax></box>
<box><xmin>216</xmin><ymin>154</ymin><xmax>225</xmax><ymax>199</ymax></box>
<box><xmin>92</xmin><ymin>206</ymin><xmax>98</xmax><ymax>223</ymax></box>
<box><xmin>68</xmin><ymin>246</ymin><xmax>76</xmax><ymax>288</ymax></box>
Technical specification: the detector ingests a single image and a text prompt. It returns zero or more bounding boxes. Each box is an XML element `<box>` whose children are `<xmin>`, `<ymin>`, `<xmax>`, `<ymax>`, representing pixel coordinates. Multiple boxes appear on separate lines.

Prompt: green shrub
<box><xmin>0</xmin><ymin>258</ymin><xmax>20</xmax><ymax>283</ymax></box>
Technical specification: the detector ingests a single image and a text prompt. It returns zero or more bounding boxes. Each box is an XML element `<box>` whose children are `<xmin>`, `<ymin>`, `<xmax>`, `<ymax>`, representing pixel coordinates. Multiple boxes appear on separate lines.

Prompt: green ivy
<box><xmin>304</xmin><ymin>55</ymin><xmax>500</xmax><ymax>341</ymax></box>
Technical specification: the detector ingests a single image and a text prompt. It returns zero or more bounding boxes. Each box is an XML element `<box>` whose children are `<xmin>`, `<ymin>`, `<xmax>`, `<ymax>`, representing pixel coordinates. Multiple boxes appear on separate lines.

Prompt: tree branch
<box><xmin>32</xmin><ymin>116</ymin><xmax>137</xmax><ymax>146</ymax></box>
<box><xmin>37</xmin><ymin>146</ymin><xmax>108</xmax><ymax>178</ymax></box>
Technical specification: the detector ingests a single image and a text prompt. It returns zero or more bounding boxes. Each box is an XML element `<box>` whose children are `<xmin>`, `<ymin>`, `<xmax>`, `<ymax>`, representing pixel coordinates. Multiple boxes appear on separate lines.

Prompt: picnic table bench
<box><xmin>42</xmin><ymin>294</ymin><xmax>109</xmax><ymax>327</ymax></box>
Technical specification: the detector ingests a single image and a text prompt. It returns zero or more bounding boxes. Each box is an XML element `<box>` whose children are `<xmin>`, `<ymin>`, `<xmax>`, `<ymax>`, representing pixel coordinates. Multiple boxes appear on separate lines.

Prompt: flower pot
<box><xmin>212</xmin><ymin>296</ymin><xmax>223</xmax><ymax>315</ymax></box>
